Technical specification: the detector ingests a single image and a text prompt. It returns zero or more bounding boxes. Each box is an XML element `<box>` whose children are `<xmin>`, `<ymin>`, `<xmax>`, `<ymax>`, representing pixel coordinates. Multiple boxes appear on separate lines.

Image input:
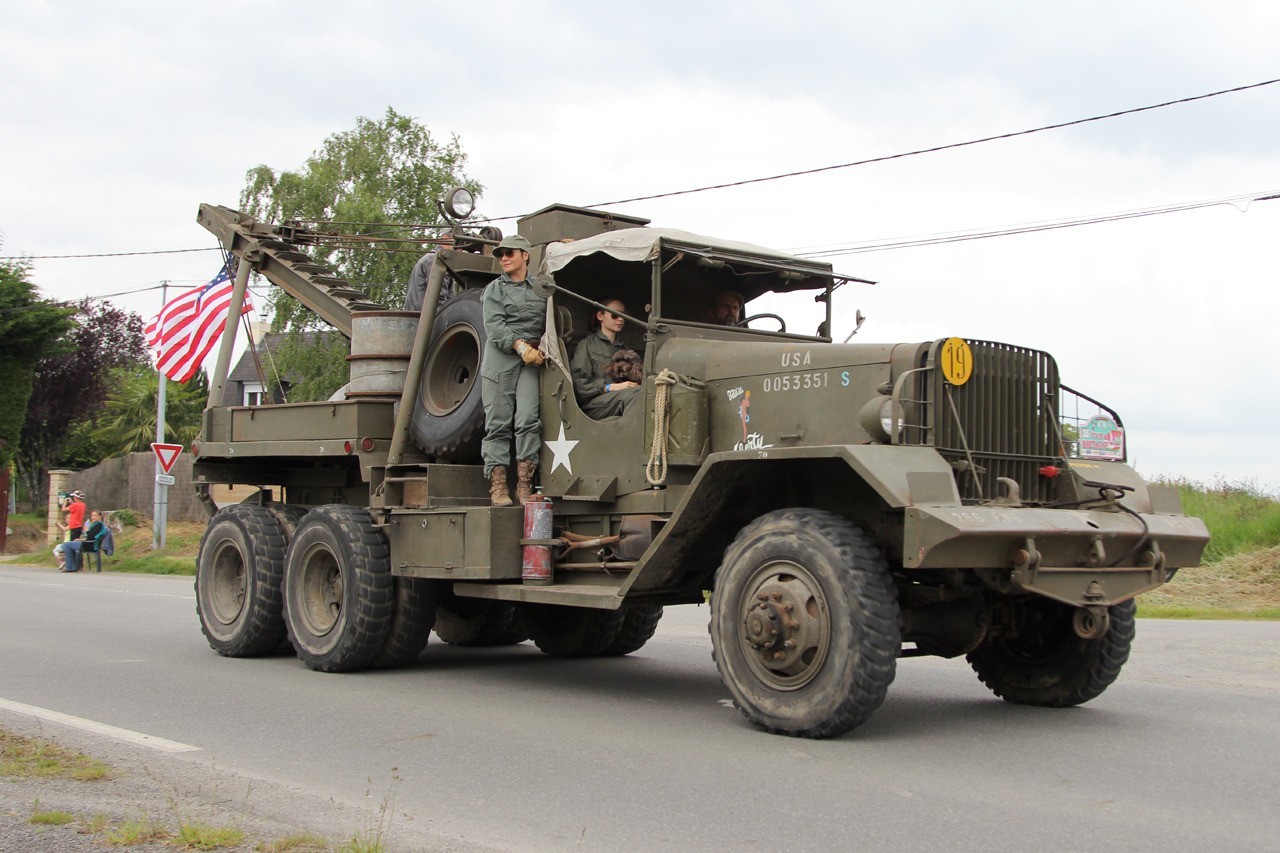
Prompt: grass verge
<box><xmin>0</xmin><ymin>729</ymin><xmax>112</xmax><ymax>781</ymax></box>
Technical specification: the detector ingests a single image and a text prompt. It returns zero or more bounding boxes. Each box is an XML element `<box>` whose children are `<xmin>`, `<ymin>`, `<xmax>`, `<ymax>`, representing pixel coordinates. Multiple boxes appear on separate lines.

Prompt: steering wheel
<box><xmin>736</xmin><ymin>313</ymin><xmax>786</xmax><ymax>332</ymax></box>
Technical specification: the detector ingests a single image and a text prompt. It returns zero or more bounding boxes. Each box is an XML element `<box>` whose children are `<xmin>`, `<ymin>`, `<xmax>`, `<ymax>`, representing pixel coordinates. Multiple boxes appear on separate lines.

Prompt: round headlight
<box><xmin>858</xmin><ymin>395</ymin><xmax>904</xmax><ymax>444</ymax></box>
<box><xmin>443</xmin><ymin>187</ymin><xmax>475</xmax><ymax>219</ymax></box>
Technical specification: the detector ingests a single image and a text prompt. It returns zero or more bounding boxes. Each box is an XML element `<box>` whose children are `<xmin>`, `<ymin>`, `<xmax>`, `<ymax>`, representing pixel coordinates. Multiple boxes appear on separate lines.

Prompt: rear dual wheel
<box><xmin>521</xmin><ymin>604</ymin><xmax>626</xmax><ymax>657</ymax></box>
<box><xmin>283</xmin><ymin>505</ymin><xmax>397</xmax><ymax>672</ymax></box>
<box><xmin>195</xmin><ymin>505</ymin><xmax>288</xmax><ymax>657</ymax></box>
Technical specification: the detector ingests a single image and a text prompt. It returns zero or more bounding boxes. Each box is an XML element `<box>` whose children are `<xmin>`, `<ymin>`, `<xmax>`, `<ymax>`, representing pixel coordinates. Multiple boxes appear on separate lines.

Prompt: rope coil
<box><xmin>646</xmin><ymin>369</ymin><xmax>679</xmax><ymax>486</ymax></box>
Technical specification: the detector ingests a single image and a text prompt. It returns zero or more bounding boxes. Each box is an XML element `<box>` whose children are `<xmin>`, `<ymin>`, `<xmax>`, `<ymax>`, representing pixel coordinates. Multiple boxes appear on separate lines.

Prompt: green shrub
<box><xmin>110</xmin><ymin>508</ymin><xmax>140</xmax><ymax>527</ymax></box>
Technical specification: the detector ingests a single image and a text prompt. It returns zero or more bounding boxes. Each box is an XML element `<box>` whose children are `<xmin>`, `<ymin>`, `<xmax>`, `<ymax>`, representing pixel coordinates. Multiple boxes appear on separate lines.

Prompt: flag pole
<box><xmin>208</xmin><ymin>259</ymin><xmax>252</xmax><ymax>410</ymax></box>
<box><xmin>153</xmin><ymin>280</ymin><xmax>169</xmax><ymax>551</ymax></box>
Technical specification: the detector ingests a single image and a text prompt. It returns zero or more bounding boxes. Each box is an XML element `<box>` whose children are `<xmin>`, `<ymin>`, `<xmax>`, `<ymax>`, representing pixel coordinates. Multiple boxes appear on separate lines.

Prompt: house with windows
<box><xmin>220</xmin><ymin>333</ymin><xmax>290</xmax><ymax>407</ymax></box>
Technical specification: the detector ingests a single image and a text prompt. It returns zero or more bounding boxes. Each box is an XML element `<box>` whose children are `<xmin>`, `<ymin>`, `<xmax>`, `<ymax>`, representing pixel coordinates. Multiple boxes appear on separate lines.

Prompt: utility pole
<box><xmin>153</xmin><ymin>280</ymin><xmax>169</xmax><ymax>550</ymax></box>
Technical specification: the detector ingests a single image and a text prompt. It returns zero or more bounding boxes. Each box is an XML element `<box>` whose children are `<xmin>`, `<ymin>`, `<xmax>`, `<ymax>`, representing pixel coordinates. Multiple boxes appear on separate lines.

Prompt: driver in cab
<box><xmin>708</xmin><ymin>290</ymin><xmax>744</xmax><ymax>326</ymax></box>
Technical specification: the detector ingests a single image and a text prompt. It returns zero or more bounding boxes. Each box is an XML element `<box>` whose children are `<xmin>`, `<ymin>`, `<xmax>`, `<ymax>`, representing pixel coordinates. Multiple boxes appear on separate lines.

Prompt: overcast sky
<box><xmin>2</xmin><ymin>1</ymin><xmax>1276</xmax><ymax>490</ymax></box>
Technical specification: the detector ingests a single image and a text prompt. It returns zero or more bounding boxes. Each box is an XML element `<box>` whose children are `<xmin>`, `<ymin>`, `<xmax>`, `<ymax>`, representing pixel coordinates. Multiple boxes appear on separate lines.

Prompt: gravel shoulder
<box><xmin>0</xmin><ymin>710</ymin><xmax>493</xmax><ymax>852</ymax></box>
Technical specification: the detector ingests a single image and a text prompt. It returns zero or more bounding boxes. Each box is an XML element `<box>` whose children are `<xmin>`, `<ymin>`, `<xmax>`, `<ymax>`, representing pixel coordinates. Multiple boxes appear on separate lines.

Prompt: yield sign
<box><xmin>152</xmin><ymin>443</ymin><xmax>183</xmax><ymax>474</ymax></box>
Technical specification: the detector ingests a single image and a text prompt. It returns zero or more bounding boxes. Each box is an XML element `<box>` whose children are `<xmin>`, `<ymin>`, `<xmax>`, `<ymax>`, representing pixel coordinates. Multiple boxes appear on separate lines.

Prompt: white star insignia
<box><xmin>545</xmin><ymin>422</ymin><xmax>580</xmax><ymax>475</ymax></box>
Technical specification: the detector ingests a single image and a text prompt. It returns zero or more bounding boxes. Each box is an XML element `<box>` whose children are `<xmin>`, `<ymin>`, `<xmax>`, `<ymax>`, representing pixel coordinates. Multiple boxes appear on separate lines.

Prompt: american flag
<box><xmin>144</xmin><ymin>267</ymin><xmax>253</xmax><ymax>383</ymax></box>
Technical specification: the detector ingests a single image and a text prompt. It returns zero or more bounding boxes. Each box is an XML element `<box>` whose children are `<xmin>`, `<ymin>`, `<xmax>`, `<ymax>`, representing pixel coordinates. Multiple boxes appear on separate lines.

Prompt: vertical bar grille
<box><xmin>928</xmin><ymin>340</ymin><xmax>1061</xmax><ymax>504</ymax></box>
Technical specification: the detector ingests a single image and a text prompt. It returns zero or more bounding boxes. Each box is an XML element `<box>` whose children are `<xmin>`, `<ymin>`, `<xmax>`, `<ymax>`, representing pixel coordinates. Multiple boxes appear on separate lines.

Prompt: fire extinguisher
<box><xmin>522</xmin><ymin>493</ymin><xmax>554</xmax><ymax>585</ymax></box>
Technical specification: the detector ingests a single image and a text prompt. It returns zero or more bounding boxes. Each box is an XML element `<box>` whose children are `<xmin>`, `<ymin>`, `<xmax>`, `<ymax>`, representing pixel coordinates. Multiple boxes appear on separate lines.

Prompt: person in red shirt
<box><xmin>61</xmin><ymin>491</ymin><xmax>87</xmax><ymax>540</ymax></box>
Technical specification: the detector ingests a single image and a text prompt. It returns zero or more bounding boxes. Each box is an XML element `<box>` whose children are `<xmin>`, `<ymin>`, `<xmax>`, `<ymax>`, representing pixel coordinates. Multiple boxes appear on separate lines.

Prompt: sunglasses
<box><xmin>495</xmin><ymin>248</ymin><xmax>524</xmax><ymax>259</ymax></box>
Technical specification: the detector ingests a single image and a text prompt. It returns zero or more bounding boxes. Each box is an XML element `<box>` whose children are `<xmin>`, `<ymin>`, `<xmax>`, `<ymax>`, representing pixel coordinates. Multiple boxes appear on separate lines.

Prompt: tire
<box><xmin>257</xmin><ymin>505</ymin><xmax>309</xmax><ymax>656</ymax></box>
<box><xmin>410</xmin><ymin>289</ymin><xmax>486</xmax><ymax>461</ymax></box>
<box><xmin>966</xmin><ymin>598</ymin><xmax>1136</xmax><ymax>707</ymax></box>
<box><xmin>195</xmin><ymin>505</ymin><xmax>289</xmax><ymax>657</ymax></box>
<box><xmin>433</xmin><ymin>597</ymin><xmax>527</xmax><ymax>646</ymax></box>
<box><xmin>282</xmin><ymin>505</ymin><xmax>394</xmax><ymax>672</ymax></box>
<box><xmin>710</xmin><ymin>508</ymin><xmax>900</xmax><ymax>738</ymax></box>
<box><xmin>263</xmin><ymin>503</ymin><xmax>308</xmax><ymax>541</ymax></box>
<box><xmin>521</xmin><ymin>604</ymin><xmax>626</xmax><ymax>657</ymax></box>
<box><xmin>373</xmin><ymin>577</ymin><xmax>438</xmax><ymax>669</ymax></box>
<box><xmin>604</xmin><ymin>605</ymin><xmax>664</xmax><ymax>656</ymax></box>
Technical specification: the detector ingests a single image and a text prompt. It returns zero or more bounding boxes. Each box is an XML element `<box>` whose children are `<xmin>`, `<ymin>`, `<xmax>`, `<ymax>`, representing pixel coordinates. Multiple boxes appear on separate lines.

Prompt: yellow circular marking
<box><xmin>940</xmin><ymin>337</ymin><xmax>973</xmax><ymax>386</ymax></box>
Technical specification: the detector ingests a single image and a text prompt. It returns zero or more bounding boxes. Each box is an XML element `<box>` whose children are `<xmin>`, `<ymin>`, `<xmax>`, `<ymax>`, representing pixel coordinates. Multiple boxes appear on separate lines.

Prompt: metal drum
<box><xmin>346</xmin><ymin>310</ymin><xmax>418</xmax><ymax>397</ymax></box>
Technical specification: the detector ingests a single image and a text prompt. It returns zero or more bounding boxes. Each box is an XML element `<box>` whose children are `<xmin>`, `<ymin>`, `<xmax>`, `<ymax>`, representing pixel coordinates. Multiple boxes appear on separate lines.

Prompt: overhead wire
<box><xmin>5</xmin><ymin>78</ymin><xmax>1276</xmax><ymax>271</ymax></box>
<box><xmin>791</xmin><ymin>189</ymin><xmax>1280</xmax><ymax>258</ymax></box>
<box><xmin>576</xmin><ymin>77</ymin><xmax>1280</xmax><ymax>210</ymax></box>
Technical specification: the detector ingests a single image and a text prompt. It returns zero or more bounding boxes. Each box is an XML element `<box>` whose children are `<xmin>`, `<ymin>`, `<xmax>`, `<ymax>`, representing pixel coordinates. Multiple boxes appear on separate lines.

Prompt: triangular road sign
<box><xmin>152</xmin><ymin>443</ymin><xmax>184</xmax><ymax>474</ymax></box>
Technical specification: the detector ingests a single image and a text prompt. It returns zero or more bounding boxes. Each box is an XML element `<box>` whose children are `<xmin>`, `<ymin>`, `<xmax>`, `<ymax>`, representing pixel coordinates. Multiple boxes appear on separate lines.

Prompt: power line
<box><xmin>581</xmin><ymin>77</ymin><xmax>1280</xmax><ymax>210</ymax></box>
<box><xmin>0</xmin><ymin>246</ymin><xmax>220</xmax><ymax>261</ymax></box>
<box><xmin>791</xmin><ymin>189</ymin><xmax>1280</xmax><ymax>258</ymax></box>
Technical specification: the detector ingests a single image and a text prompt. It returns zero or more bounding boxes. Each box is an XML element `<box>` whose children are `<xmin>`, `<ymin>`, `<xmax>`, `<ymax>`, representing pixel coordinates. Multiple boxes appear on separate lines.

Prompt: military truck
<box><xmin>192</xmin><ymin>192</ymin><xmax>1208</xmax><ymax>738</ymax></box>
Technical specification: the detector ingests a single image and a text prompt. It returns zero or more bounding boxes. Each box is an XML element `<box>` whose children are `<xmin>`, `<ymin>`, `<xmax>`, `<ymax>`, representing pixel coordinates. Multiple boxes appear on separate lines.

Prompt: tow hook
<box><xmin>1072</xmin><ymin>605</ymin><xmax>1111</xmax><ymax>639</ymax></box>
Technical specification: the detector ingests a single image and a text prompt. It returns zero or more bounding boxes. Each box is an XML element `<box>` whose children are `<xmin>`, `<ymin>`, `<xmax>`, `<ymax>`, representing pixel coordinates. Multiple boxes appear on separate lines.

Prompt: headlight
<box><xmin>442</xmin><ymin>187</ymin><xmax>475</xmax><ymax>219</ymax></box>
<box><xmin>858</xmin><ymin>395</ymin><xmax>904</xmax><ymax>444</ymax></box>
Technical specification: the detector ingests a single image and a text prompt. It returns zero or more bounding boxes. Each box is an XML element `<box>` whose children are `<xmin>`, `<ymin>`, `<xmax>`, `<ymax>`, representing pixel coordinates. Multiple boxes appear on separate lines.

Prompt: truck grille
<box><xmin>926</xmin><ymin>340</ymin><xmax>1061</xmax><ymax>504</ymax></box>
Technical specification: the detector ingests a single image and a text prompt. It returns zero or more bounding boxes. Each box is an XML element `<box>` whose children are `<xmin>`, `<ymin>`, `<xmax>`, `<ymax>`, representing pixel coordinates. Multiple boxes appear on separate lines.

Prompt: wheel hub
<box><xmin>739</xmin><ymin>574</ymin><xmax>827</xmax><ymax>682</ymax></box>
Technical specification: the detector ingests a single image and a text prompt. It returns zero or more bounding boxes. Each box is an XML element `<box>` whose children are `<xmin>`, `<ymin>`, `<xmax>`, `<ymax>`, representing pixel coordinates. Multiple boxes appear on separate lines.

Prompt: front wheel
<box><xmin>283</xmin><ymin>505</ymin><xmax>394</xmax><ymax>672</ymax></box>
<box><xmin>710</xmin><ymin>508</ymin><xmax>900</xmax><ymax>738</ymax></box>
<box><xmin>966</xmin><ymin>598</ymin><xmax>1136</xmax><ymax>707</ymax></box>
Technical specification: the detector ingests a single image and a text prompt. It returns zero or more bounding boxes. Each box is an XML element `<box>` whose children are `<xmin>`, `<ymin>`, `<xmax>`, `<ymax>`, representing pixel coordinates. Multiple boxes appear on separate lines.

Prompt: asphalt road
<box><xmin>1</xmin><ymin>563</ymin><xmax>1277</xmax><ymax>851</ymax></box>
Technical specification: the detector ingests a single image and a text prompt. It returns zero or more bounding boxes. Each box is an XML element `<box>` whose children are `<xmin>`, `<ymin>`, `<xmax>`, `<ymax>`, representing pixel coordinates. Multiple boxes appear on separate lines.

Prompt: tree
<box><xmin>92</xmin><ymin>366</ymin><xmax>208</xmax><ymax>455</ymax></box>
<box><xmin>16</xmin><ymin>298</ymin><xmax>149</xmax><ymax>506</ymax></box>
<box><xmin>0</xmin><ymin>253</ymin><xmax>75</xmax><ymax>550</ymax></box>
<box><xmin>240</xmin><ymin>107</ymin><xmax>481</xmax><ymax>400</ymax></box>
<box><xmin>0</xmin><ymin>258</ymin><xmax>74</xmax><ymax>464</ymax></box>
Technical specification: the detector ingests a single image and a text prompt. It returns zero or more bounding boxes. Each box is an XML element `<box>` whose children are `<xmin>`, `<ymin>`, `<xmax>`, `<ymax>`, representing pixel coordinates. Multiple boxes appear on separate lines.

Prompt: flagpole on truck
<box><xmin>153</xmin><ymin>281</ymin><xmax>169</xmax><ymax>551</ymax></box>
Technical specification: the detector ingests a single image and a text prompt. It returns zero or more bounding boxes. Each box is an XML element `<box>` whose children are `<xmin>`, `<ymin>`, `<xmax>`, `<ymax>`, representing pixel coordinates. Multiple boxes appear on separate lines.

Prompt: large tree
<box><xmin>0</xmin><ymin>254</ymin><xmax>74</xmax><ymax>549</ymax></box>
<box><xmin>240</xmin><ymin>107</ymin><xmax>481</xmax><ymax>400</ymax></box>
<box><xmin>16</xmin><ymin>298</ymin><xmax>149</xmax><ymax>505</ymax></box>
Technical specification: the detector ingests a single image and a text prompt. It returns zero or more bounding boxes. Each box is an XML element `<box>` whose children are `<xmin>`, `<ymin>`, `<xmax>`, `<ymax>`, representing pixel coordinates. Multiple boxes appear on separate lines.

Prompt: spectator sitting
<box><xmin>56</xmin><ymin>510</ymin><xmax>108</xmax><ymax>573</ymax></box>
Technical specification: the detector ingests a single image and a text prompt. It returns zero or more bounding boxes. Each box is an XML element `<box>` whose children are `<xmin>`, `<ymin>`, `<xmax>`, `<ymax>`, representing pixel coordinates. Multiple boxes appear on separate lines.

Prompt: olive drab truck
<box><xmin>192</xmin><ymin>191</ymin><xmax>1209</xmax><ymax>738</ymax></box>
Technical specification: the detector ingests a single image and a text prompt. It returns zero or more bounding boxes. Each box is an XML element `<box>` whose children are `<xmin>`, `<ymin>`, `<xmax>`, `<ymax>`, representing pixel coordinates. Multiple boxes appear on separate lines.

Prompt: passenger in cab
<box><xmin>571</xmin><ymin>298</ymin><xmax>642</xmax><ymax>418</ymax></box>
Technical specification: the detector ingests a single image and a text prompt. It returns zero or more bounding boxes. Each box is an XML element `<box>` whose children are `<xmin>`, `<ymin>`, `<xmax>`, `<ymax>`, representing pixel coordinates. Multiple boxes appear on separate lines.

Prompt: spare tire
<box><xmin>410</xmin><ymin>289</ymin><xmax>486</xmax><ymax>461</ymax></box>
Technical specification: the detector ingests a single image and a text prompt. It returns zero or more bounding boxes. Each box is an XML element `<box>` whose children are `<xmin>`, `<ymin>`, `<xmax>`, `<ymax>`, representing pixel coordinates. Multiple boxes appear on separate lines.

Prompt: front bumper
<box><xmin>903</xmin><ymin>504</ymin><xmax>1210</xmax><ymax>606</ymax></box>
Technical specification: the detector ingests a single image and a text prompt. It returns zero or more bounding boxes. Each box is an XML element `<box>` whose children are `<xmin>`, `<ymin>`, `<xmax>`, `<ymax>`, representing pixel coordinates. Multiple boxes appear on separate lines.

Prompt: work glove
<box><xmin>514</xmin><ymin>339</ymin><xmax>545</xmax><ymax>366</ymax></box>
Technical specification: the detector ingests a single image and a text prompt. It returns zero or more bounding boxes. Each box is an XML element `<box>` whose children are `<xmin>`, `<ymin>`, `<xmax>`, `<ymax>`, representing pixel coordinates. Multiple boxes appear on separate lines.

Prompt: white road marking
<box><xmin>0</xmin><ymin>698</ymin><xmax>201</xmax><ymax>753</ymax></box>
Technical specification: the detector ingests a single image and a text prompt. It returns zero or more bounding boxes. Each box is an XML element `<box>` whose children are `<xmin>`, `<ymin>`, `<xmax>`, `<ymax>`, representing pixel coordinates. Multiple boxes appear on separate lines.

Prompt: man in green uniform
<box><xmin>571</xmin><ymin>297</ymin><xmax>641</xmax><ymax>418</ymax></box>
<box><xmin>481</xmin><ymin>235</ymin><xmax>547</xmax><ymax>506</ymax></box>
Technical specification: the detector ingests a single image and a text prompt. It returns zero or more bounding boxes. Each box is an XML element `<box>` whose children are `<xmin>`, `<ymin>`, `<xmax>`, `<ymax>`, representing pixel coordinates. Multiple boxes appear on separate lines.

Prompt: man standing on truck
<box><xmin>403</xmin><ymin>231</ymin><xmax>457</xmax><ymax>312</ymax></box>
<box><xmin>480</xmin><ymin>235</ymin><xmax>547</xmax><ymax>506</ymax></box>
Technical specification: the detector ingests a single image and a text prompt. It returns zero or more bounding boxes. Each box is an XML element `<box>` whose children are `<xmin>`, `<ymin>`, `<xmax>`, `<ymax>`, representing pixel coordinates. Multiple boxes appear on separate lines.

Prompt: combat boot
<box><xmin>515</xmin><ymin>459</ymin><xmax>537</xmax><ymax>505</ymax></box>
<box><xmin>489</xmin><ymin>466</ymin><xmax>513</xmax><ymax>507</ymax></box>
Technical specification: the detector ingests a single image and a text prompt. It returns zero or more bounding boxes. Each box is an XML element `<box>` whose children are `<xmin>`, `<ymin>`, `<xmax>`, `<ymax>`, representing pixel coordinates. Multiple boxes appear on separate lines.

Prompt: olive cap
<box><xmin>494</xmin><ymin>235</ymin><xmax>532</xmax><ymax>253</ymax></box>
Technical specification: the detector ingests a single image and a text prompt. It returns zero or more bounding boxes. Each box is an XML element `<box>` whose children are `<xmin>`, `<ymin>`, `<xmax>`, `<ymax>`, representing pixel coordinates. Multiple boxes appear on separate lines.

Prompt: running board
<box><xmin>452</xmin><ymin>582</ymin><xmax>625</xmax><ymax>610</ymax></box>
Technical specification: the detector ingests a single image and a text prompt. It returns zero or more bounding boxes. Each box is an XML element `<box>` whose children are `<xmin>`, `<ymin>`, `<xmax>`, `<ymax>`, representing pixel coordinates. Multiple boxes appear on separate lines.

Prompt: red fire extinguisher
<box><xmin>522</xmin><ymin>493</ymin><xmax>554</xmax><ymax>585</ymax></box>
